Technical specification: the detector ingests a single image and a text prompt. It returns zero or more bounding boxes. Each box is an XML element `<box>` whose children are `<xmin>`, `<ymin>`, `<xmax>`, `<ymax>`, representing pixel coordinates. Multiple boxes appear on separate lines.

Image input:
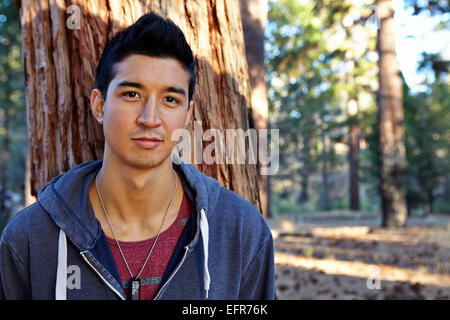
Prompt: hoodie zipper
<box><xmin>153</xmin><ymin>245</ymin><xmax>190</xmax><ymax>300</ymax></box>
<box><xmin>80</xmin><ymin>246</ymin><xmax>190</xmax><ymax>300</ymax></box>
<box><xmin>80</xmin><ymin>251</ymin><xmax>126</xmax><ymax>300</ymax></box>
<box><xmin>80</xmin><ymin>202</ymin><xmax>197</xmax><ymax>301</ymax></box>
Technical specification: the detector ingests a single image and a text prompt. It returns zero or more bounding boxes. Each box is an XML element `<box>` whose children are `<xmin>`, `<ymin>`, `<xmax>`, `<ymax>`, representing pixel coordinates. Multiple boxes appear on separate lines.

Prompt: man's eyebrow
<box><xmin>115</xmin><ymin>81</ymin><xmax>187</xmax><ymax>97</ymax></box>
<box><xmin>166</xmin><ymin>86</ymin><xmax>187</xmax><ymax>97</ymax></box>
<box><xmin>115</xmin><ymin>80</ymin><xmax>144</xmax><ymax>90</ymax></box>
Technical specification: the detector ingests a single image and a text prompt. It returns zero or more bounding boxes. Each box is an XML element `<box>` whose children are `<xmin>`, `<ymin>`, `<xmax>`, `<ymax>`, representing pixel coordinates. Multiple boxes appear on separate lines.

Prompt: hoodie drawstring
<box><xmin>56</xmin><ymin>229</ymin><xmax>67</xmax><ymax>300</ymax></box>
<box><xmin>199</xmin><ymin>208</ymin><xmax>210</xmax><ymax>299</ymax></box>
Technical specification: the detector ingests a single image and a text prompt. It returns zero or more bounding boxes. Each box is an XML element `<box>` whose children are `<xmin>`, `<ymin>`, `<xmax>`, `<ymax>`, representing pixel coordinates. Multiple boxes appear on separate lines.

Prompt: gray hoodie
<box><xmin>0</xmin><ymin>154</ymin><xmax>275</xmax><ymax>300</ymax></box>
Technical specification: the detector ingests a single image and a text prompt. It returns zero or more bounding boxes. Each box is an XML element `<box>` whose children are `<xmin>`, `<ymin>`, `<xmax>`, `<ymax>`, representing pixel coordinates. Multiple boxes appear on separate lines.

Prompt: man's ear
<box><xmin>91</xmin><ymin>88</ymin><xmax>105</xmax><ymax>125</ymax></box>
<box><xmin>184</xmin><ymin>100</ymin><xmax>194</xmax><ymax>127</ymax></box>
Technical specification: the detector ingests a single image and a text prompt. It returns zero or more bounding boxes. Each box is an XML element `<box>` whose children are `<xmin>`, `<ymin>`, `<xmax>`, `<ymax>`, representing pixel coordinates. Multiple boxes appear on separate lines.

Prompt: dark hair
<box><xmin>95</xmin><ymin>12</ymin><xmax>196</xmax><ymax>103</ymax></box>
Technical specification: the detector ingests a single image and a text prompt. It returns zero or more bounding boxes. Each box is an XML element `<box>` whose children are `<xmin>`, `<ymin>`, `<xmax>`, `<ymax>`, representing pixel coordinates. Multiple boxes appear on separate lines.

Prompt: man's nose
<box><xmin>136</xmin><ymin>97</ymin><xmax>162</xmax><ymax>128</ymax></box>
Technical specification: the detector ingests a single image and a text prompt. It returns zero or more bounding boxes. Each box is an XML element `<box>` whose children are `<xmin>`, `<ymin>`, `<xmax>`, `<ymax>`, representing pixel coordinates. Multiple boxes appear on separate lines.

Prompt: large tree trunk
<box><xmin>376</xmin><ymin>0</ymin><xmax>408</xmax><ymax>227</ymax></box>
<box><xmin>18</xmin><ymin>0</ymin><xmax>261</xmax><ymax>211</ymax></box>
<box><xmin>240</xmin><ymin>0</ymin><xmax>270</xmax><ymax>217</ymax></box>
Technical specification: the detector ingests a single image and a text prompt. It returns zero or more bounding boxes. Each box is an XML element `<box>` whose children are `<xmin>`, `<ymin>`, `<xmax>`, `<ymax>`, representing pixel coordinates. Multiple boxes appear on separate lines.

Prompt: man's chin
<box><xmin>127</xmin><ymin>153</ymin><xmax>171</xmax><ymax>170</ymax></box>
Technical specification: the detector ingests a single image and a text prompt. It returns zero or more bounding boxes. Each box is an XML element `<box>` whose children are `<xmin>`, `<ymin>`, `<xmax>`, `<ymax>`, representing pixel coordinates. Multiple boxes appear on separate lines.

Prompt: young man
<box><xmin>0</xmin><ymin>12</ymin><xmax>274</xmax><ymax>300</ymax></box>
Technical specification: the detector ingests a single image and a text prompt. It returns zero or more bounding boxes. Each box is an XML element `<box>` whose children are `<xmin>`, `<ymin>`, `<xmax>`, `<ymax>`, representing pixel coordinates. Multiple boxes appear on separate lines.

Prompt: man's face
<box><xmin>91</xmin><ymin>54</ymin><xmax>193</xmax><ymax>169</ymax></box>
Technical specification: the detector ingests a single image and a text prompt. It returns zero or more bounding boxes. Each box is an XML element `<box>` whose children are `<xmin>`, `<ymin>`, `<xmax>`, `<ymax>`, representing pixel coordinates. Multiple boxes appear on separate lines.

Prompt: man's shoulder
<box><xmin>214</xmin><ymin>186</ymin><xmax>271</xmax><ymax>236</ymax></box>
<box><xmin>1</xmin><ymin>201</ymin><xmax>51</xmax><ymax>244</ymax></box>
<box><xmin>216</xmin><ymin>186</ymin><xmax>261</xmax><ymax>215</ymax></box>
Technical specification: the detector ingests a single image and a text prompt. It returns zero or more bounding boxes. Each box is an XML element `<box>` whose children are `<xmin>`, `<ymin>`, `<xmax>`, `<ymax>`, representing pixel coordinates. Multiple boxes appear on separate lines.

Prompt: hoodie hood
<box><xmin>37</xmin><ymin>153</ymin><xmax>220</xmax><ymax>299</ymax></box>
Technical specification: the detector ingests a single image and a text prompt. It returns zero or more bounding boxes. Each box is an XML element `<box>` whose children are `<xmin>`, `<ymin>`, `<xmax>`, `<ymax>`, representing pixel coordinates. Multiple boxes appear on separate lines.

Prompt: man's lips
<box><xmin>132</xmin><ymin>137</ymin><xmax>163</xmax><ymax>149</ymax></box>
<box><xmin>133</xmin><ymin>137</ymin><xmax>162</xmax><ymax>141</ymax></box>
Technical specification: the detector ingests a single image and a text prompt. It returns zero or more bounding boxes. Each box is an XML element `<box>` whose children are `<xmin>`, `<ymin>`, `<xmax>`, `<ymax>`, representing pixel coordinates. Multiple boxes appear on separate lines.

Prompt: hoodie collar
<box><xmin>37</xmin><ymin>154</ymin><xmax>220</xmax><ymax>251</ymax></box>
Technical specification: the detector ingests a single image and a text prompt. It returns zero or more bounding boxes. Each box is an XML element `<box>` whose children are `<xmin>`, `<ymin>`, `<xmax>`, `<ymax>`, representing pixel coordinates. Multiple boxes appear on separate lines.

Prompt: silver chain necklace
<box><xmin>95</xmin><ymin>169</ymin><xmax>178</xmax><ymax>300</ymax></box>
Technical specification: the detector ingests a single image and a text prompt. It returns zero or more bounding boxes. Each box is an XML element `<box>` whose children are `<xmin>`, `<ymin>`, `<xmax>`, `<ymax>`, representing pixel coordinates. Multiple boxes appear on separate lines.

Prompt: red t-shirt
<box><xmin>106</xmin><ymin>192</ymin><xmax>192</xmax><ymax>300</ymax></box>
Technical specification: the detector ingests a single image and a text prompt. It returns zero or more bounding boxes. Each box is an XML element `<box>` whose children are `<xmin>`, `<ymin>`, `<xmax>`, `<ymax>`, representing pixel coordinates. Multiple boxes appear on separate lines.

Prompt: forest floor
<box><xmin>267</xmin><ymin>212</ymin><xmax>450</xmax><ymax>299</ymax></box>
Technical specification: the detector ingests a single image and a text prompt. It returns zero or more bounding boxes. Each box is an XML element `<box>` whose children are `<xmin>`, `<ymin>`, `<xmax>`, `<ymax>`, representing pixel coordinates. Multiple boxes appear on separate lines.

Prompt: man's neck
<box><xmin>89</xmin><ymin>153</ymin><xmax>184</xmax><ymax>241</ymax></box>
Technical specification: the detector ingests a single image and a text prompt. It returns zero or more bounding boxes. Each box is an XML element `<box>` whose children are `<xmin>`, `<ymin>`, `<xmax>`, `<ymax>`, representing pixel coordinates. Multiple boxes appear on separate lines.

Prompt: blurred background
<box><xmin>0</xmin><ymin>0</ymin><xmax>449</xmax><ymax>299</ymax></box>
<box><xmin>265</xmin><ymin>0</ymin><xmax>449</xmax><ymax>217</ymax></box>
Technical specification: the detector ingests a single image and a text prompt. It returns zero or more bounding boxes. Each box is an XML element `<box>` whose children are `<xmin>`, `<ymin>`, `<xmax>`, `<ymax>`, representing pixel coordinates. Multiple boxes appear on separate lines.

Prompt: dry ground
<box><xmin>267</xmin><ymin>213</ymin><xmax>450</xmax><ymax>300</ymax></box>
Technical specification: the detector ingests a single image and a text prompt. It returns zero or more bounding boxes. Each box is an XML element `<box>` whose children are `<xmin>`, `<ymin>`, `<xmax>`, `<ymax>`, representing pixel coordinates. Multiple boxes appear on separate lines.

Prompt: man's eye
<box><xmin>165</xmin><ymin>96</ymin><xmax>180</xmax><ymax>105</ymax></box>
<box><xmin>122</xmin><ymin>91</ymin><xmax>140</xmax><ymax>99</ymax></box>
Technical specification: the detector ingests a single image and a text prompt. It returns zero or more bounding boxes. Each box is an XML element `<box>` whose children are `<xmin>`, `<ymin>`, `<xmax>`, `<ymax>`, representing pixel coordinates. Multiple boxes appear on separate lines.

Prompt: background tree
<box><xmin>267</xmin><ymin>0</ymin><xmax>378</xmax><ymax>213</ymax></box>
<box><xmin>401</xmin><ymin>0</ymin><xmax>450</xmax><ymax>216</ymax></box>
<box><xmin>404</xmin><ymin>53</ymin><xmax>450</xmax><ymax>215</ymax></box>
<box><xmin>240</xmin><ymin>0</ymin><xmax>271</xmax><ymax>217</ymax></box>
<box><xmin>18</xmin><ymin>0</ymin><xmax>261</xmax><ymax>211</ymax></box>
<box><xmin>376</xmin><ymin>0</ymin><xmax>408</xmax><ymax>227</ymax></box>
